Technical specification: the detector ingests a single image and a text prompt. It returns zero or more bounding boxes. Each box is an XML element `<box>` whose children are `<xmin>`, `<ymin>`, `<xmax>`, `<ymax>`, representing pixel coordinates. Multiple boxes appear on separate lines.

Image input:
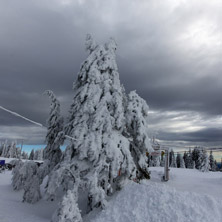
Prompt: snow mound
<box><xmin>89</xmin><ymin>181</ymin><xmax>222</xmax><ymax>222</ymax></box>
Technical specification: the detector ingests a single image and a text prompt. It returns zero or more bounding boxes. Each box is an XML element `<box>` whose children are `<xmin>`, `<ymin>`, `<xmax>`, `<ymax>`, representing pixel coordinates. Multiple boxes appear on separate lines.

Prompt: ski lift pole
<box><xmin>163</xmin><ymin>149</ymin><xmax>170</xmax><ymax>181</ymax></box>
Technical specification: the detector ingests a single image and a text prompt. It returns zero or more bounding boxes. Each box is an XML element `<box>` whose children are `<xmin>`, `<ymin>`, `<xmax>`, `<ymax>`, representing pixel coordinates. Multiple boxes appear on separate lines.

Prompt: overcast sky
<box><xmin>0</xmin><ymin>0</ymin><xmax>221</xmax><ymax>148</ymax></box>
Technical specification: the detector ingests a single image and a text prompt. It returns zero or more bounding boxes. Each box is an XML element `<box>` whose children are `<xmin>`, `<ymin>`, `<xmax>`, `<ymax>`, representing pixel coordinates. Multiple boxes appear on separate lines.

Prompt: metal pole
<box><xmin>163</xmin><ymin>149</ymin><xmax>169</xmax><ymax>181</ymax></box>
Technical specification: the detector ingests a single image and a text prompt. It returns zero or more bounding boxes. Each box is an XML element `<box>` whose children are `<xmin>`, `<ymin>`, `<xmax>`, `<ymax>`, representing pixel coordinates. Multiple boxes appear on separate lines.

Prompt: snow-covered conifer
<box><xmin>179</xmin><ymin>154</ymin><xmax>185</xmax><ymax>168</ymax></box>
<box><xmin>125</xmin><ymin>91</ymin><xmax>153</xmax><ymax>178</ymax></box>
<box><xmin>183</xmin><ymin>152</ymin><xmax>188</xmax><ymax>168</ymax></box>
<box><xmin>63</xmin><ymin>35</ymin><xmax>136</xmax><ymax>211</ymax></box>
<box><xmin>52</xmin><ymin>188</ymin><xmax>82</xmax><ymax>222</ymax></box>
<box><xmin>9</xmin><ymin>142</ymin><xmax>17</xmax><ymax>158</ymax></box>
<box><xmin>22</xmin><ymin>151</ymin><xmax>29</xmax><ymax>159</ymax></box>
<box><xmin>29</xmin><ymin>149</ymin><xmax>34</xmax><ymax>160</ymax></box>
<box><xmin>199</xmin><ymin>149</ymin><xmax>209</xmax><ymax>172</ymax></box>
<box><xmin>169</xmin><ymin>150</ymin><xmax>176</xmax><ymax>168</ymax></box>
<box><xmin>12</xmin><ymin>160</ymin><xmax>24</xmax><ymax>190</ymax></box>
<box><xmin>196</xmin><ymin>149</ymin><xmax>203</xmax><ymax>170</ymax></box>
<box><xmin>209</xmin><ymin>151</ymin><xmax>217</xmax><ymax>171</ymax></box>
<box><xmin>176</xmin><ymin>153</ymin><xmax>185</xmax><ymax>168</ymax></box>
<box><xmin>44</xmin><ymin>90</ymin><xmax>64</xmax><ymax>171</ymax></box>
<box><xmin>2</xmin><ymin>143</ymin><xmax>10</xmax><ymax>157</ymax></box>
<box><xmin>20</xmin><ymin>161</ymin><xmax>41</xmax><ymax>203</ymax></box>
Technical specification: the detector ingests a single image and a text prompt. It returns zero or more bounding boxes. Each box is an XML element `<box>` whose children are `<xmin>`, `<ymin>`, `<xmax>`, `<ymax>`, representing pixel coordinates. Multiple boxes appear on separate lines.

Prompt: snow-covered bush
<box><xmin>20</xmin><ymin>161</ymin><xmax>41</xmax><ymax>203</ymax></box>
<box><xmin>11</xmin><ymin>160</ymin><xmax>24</xmax><ymax>191</ymax></box>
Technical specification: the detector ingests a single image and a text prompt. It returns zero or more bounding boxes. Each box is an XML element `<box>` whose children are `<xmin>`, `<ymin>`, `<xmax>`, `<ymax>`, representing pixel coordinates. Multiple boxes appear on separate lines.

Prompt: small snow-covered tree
<box><xmin>52</xmin><ymin>188</ymin><xmax>82</xmax><ymax>222</ymax></box>
<box><xmin>12</xmin><ymin>160</ymin><xmax>24</xmax><ymax>190</ymax></box>
<box><xmin>179</xmin><ymin>154</ymin><xmax>185</xmax><ymax>168</ymax></box>
<box><xmin>209</xmin><ymin>150</ymin><xmax>217</xmax><ymax>171</ymax></box>
<box><xmin>169</xmin><ymin>150</ymin><xmax>176</xmax><ymax>168</ymax></box>
<box><xmin>2</xmin><ymin>143</ymin><xmax>10</xmax><ymax>157</ymax></box>
<box><xmin>196</xmin><ymin>149</ymin><xmax>203</xmax><ymax>170</ymax></box>
<box><xmin>20</xmin><ymin>161</ymin><xmax>41</xmax><ymax>203</ymax></box>
<box><xmin>183</xmin><ymin>152</ymin><xmax>188</xmax><ymax>168</ymax></box>
<box><xmin>22</xmin><ymin>151</ymin><xmax>29</xmax><ymax>159</ymax></box>
<box><xmin>160</xmin><ymin>152</ymin><xmax>165</xmax><ymax>167</ymax></box>
<box><xmin>199</xmin><ymin>149</ymin><xmax>209</xmax><ymax>172</ymax></box>
<box><xmin>44</xmin><ymin>90</ymin><xmax>64</xmax><ymax>171</ymax></box>
<box><xmin>186</xmin><ymin>149</ymin><xmax>194</xmax><ymax>169</ymax></box>
<box><xmin>151</xmin><ymin>155</ymin><xmax>160</xmax><ymax>167</ymax></box>
<box><xmin>29</xmin><ymin>149</ymin><xmax>34</xmax><ymax>160</ymax></box>
<box><xmin>125</xmin><ymin>91</ymin><xmax>153</xmax><ymax>179</ymax></box>
<box><xmin>9</xmin><ymin>142</ymin><xmax>17</xmax><ymax>158</ymax></box>
<box><xmin>176</xmin><ymin>153</ymin><xmax>185</xmax><ymax>168</ymax></box>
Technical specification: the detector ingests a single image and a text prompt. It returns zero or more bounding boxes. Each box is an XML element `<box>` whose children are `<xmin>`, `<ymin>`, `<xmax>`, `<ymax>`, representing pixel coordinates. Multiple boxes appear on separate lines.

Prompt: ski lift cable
<box><xmin>0</xmin><ymin>105</ymin><xmax>78</xmax><ymax>141</ymax></box>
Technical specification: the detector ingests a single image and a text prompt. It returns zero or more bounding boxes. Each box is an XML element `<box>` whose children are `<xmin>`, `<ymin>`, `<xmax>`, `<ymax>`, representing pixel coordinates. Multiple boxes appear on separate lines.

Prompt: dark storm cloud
<box><xmin>159</xmin><ymin>128</ymin><xmax>222</xmax><ymax>143</ymax></box>
<box><xmin>0</xmin><ymin>0</ymin><xmax>221</xmax><ymax>144</ymax></box>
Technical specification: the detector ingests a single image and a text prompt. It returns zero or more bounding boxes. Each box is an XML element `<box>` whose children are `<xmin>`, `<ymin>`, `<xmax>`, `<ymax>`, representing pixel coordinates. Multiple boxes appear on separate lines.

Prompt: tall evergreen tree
<box><xmin>62</xmin><ymin>35</ymin><xmax>137</xmax><ymax>212</ymax></box>
<box><xmin>44</xmin><ymin>90</ymin><xmax>64</xmax><ymax>170</ymax></box>
<box><xmin>46</xmin><ymin>35</ymin><xmax>152</xmax><ymax>221</ymax></box>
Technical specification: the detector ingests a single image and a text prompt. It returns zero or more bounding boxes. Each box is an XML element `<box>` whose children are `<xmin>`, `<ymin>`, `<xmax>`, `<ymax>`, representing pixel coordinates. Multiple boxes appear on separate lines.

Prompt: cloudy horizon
<box><xmin>0</xmin><ymin>0</ymin><xmax>221</xmax><ymax>150</ymax></box>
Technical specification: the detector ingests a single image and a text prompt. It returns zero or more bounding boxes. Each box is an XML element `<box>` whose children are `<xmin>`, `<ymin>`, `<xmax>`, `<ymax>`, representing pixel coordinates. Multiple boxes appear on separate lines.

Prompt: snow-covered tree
<box><xmin>176</xmin><ymin>153</ymin><xmax>185</xmax><ymax>168</ymax></box>
<box><xmin>43</xmin><ymin>35</ymin><xmax>153</xmax><ymax>221</ymax></box>
<box><xmin>160</xmin><ymin>152</ymin><xmax>165</xmax><ymax>167</ymax></box>
<box><xmin>21</xmin><ymin>151</ymin><xmax>29</xmax><ymax>159</ymax></box>
<box><xmin>150</xmin><ymin>155</ymin><xmax>160</xmax><ymax>167</ymax></box>
<box><xmin>196</xmin><ymin>149</ymin><xmax>203</xmax><ymax>170</ymax></box>
<box><xmin>63</xmin><ymin>36</ymin><xmax>137</xmax><ymax>212</ymax></box>
<box><xmin>169</xmin><ymin>150</ymin><xmax>176</xmax><ymax>168</ymax></box>
<box><xmin>29</xmin><ymin>149</ymin><xmax>34</xmax><ymax>160</ymax></box>
<box><xmin>192</xmin><ymin>147</ymin><xmax>203</xmax><ymax>169</ymax></box>
<box><xmin>34</xmin><ymin>149</ymin><xmax>43</xmax><ymax>161</ymax></box>
<box><xmin>183</xmin><ymin>152</ymin><xmax>188</xmax><ymax>168</ymax></box>
<box><xmin>125</xmin><ymin>91</ymin><xmax>153</xmax><ymax>179</ymax></box>
<box><xmin>12</xmin><ymin>160</ymin><xmax>24</xmax><ymax>191</ymax></box>
<box><xmin>20</xmin><ymin>161</ymin><xmax>41</xmax><ymax>203</ymax></box>
<box><xmin>209</xmin><ymin>150</ymin><xmax>217</xmax><ymax>171</ymax></box>
<box><xmin>52</xmin><ymin>188</ymin><xmax>82</xmax><ymax>222</ymax></box>
<box><xmin>44</xmin><ymin>90</ymin><xmax>64</xmax><ymax>171</ymax></box>
<box><xmin>2</xmin><ymin>143</ymin><xmax>10</xmax><ymax>157</ymax></box>
<box><xmin>199</xmin><ymin>149</ymin><xmax>209</xmax><ymax>172</ymax></box>
<box><xmin>186</xmin><ymin>149</ymin><xmax>194</xmax><ymax>169</ymax></box>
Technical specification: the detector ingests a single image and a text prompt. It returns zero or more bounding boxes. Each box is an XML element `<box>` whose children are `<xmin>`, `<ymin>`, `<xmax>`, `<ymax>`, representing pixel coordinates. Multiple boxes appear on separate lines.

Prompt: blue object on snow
<box><xmin>0</xmin><ymin>160</ymin><xmax>5</xmax><ymax>166</ymax></box>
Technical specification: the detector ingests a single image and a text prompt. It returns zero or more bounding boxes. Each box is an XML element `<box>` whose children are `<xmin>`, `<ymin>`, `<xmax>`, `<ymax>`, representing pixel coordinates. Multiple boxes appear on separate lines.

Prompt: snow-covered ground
<box><xmin>0</xmin><ymin>167</ymin><xmax>222</xmax><ymax>222</ymax></box>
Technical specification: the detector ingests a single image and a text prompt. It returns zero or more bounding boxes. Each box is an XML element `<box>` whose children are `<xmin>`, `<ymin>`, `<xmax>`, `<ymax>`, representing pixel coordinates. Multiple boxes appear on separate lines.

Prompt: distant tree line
<box><xmin>0</xmin><ymin>141</ymin><xmax>43</xmax><ymax>161</ymax></box>
<box><xmin>148</xmin><ymin>147</ymin><xmax>220</xmax><ymax>172</ymax></box>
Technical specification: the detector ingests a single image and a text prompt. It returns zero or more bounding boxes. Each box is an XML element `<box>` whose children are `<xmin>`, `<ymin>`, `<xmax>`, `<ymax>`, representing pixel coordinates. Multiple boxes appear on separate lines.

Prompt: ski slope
<box><xmin>0</xmin><ymin>167</ymin><xmax>221</xmax><ymax>222</ymax></box>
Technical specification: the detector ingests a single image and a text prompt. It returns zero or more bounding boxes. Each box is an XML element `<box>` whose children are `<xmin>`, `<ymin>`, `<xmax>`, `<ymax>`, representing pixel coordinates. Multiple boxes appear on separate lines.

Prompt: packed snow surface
<box><xmin>0</xmin><ymin>166</ymin><xmax>222</xmax><ymax>222</ymax></box>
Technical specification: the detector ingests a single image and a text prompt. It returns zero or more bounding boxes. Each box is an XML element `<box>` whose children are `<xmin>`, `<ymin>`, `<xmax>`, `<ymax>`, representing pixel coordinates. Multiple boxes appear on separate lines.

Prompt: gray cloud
<box><xmin>0</xmin><ymin>0</ymin><xmax>221</xmax><ymax>145</ymax></box>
